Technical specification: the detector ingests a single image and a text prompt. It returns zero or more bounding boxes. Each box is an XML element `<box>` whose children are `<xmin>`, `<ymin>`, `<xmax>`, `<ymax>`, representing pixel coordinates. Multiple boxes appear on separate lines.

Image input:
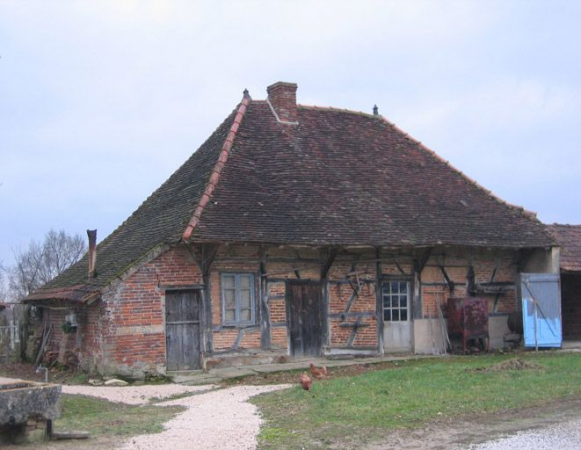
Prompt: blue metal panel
<box><xmin>521</xmin><ymin>273</ymin><xmax>562</xmax><ymax>348</ymax></box>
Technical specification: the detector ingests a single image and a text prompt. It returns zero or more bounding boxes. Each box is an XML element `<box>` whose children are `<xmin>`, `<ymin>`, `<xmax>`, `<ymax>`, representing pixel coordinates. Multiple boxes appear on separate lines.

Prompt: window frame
<box><xmin>381</xmin><ymin>280</ymin><xmax>411</xmax><ymax>323</ymax></box>
<box><xmin>221</xmin><ymin>272</ymin><xmax>256</xmax><ymax>327</ymax></box>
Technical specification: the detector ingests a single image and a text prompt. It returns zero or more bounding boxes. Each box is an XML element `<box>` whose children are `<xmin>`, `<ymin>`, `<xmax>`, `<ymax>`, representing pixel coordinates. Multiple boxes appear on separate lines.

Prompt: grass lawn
<box><xmin>54</xmin><ymin>394</ymin><xmax>185</xmax><ymax>437</ymax></box>
<box><xmin>252</xmin><ymin>352</ymin><xmax>581</xmax><ymax>449</ymax></box>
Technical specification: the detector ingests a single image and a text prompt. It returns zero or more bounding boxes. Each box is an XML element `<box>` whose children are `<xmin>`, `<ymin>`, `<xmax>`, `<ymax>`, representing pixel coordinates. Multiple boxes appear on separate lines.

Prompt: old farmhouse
<box><xmin>26</xmin><ymin>82</ymin><xmax>557</xmax><ymax>377</ymax></box>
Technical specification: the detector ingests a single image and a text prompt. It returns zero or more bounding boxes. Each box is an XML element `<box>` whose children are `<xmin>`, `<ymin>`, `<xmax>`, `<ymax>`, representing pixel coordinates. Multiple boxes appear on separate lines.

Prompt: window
<box><xmin>221</xmin><ymin>273</ymin><xmax>255</xmax><ymax>326</ymax></box>
<box><xmin>382</xmin><ymin>281</ymin><xmax>410</xmax><ymax>322</ymax></box>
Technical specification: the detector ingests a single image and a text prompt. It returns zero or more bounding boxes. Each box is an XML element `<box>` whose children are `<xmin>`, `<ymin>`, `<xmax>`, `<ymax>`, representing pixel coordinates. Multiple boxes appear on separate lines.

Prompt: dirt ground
<box><xmin>365</xmin><ymin>398</ymin><xmax>581</xmax><ymax>450</ymax></box>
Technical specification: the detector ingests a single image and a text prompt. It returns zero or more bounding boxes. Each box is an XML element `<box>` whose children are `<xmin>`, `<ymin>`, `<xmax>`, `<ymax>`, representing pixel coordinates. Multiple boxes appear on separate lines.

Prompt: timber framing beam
<box><xmin>259</xmin><ymin>247</ymin><xmax>271</xmax><ymax>350</ymax></box>
<box><xmin>320</xmin><ymin>247</ymin><xmax>338</xmax><ymax>350</ymax></box>
<box><xmin>438</xmin><ymin>264</ymin><xmax>455</xmax><ymax>293</ymax></box>
<box><xmin>188</xmin><ymin>243</ymin><xmax>219</xmax><ymax>355</ymax></box>
<box><xmin>320</xmin><ymin>247</ymin><xmax>339</xmax><ymax>279</ymax></box>
<box><xmin>412</xmin><ymin>247</ymin><xmax>432</xmax><ymax>320</ymax></box>
<box><xmin>375</xmin><ymin>247</ymin><xmax>384</xmax><ymax>354</ymax></box>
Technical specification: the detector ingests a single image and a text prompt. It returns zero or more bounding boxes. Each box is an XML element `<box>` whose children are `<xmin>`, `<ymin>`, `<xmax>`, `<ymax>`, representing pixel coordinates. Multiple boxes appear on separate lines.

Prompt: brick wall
<box><xmin>38</xmin><ymin>302</ymin><xmax>102</xmax><ymax>370</ymax></box>
<box><xmin>100</xmin><ymin>246</ymin><xmax>202</xmax><ymax>375</ymax></box>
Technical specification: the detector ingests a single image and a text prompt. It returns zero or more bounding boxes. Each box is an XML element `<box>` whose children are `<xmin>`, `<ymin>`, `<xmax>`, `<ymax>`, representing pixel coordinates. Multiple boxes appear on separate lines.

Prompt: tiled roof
<box><xmin>193</xmin><ymin>101</ymin><xmax>552</xmax><ymax>248</ymax></box>
<box><xmin>25</xmin><ymin>285</ymin><xmax>100</xmax><ymax>305</ymax></box>
<box><xmin>547</xmin><ymin>224</ymin><xmax>581</xmax><ymax>273</ymax></box>
<box><xmin>29</xmin><ymin>88</ymin><xmax>553</xmax><ymax>300</ymax></box>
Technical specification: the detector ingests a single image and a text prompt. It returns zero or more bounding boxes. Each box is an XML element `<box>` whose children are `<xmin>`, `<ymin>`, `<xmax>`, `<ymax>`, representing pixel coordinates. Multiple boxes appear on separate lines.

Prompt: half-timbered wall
<box><xmin>87</xmin><ymin>243</ymin><xmax>525</xmax><ymax>376</ymax></box>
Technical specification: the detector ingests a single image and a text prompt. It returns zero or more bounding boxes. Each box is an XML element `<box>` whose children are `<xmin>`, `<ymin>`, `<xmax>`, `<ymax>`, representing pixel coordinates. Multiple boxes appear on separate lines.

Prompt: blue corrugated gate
<box><xmin>521</xmin><ymin>273</ymin><xmax>562</xmax><ymax>349</ymax></box>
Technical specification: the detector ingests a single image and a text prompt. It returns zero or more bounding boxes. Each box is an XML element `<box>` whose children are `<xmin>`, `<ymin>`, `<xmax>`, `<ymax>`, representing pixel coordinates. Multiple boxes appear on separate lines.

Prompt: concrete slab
<box><xmin>562</xmin><ymin>340</ymin><xmax>581</xmax><ymax>350</ymax></box>
<box><xmin>170</xmin><ymin>354</ymin><xmax>445</xmax><ymax>384</ymax></box>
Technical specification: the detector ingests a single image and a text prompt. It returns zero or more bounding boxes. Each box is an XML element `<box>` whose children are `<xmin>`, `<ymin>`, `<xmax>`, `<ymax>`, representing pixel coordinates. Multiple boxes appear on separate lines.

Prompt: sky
<box><xmin>1</xmin><ymin>0</ymin><xmax>580</xmax><ymax>268</ymax></box>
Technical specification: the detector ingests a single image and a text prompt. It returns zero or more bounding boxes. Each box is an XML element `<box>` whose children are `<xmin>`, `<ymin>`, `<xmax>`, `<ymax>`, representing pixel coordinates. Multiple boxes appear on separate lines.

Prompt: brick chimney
<box><xmin>267</xmin><ymin>81</ymin><xmax>298</xmax><ymax>124</ymax></box>
<box><xmin>87</xmin><ymin>229</ymin><xmax>97</xmax><ymax>278</ymax></box>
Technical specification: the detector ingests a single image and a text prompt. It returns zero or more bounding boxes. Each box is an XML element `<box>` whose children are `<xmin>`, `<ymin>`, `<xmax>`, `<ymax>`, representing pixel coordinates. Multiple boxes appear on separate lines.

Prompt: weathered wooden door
<box><xmin>165</xmin><ymin>290</ymin><xmax>201</xmax><ymax>371</ymax></box>
<box><xmin>287</xmin><ymin>281</ymin><xmax>324</xmax><ymax>357</ymax></box>
<box><xmin>382</xmin><ymin>281</ymin><xmax>413</xmax><ymax>353</ymax></box>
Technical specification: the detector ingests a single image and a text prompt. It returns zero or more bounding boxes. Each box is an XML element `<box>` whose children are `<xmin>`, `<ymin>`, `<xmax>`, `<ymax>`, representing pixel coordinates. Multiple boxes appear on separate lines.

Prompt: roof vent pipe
<box><xmin>87</xmin><ymin>229</ymin><xmax>97</xmax><ymax>278</ymax></box>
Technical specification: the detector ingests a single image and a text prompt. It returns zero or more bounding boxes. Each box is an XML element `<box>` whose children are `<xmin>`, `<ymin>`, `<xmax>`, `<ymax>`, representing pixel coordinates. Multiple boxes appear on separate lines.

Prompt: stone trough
<box><xmin>0</xmin><ymin>377</ymin><xmax>61</xmax><ymax>444</ymax></box>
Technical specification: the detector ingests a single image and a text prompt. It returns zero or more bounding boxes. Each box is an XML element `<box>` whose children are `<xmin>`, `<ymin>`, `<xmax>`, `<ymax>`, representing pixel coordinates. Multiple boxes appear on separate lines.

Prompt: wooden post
<box><xmin>413</xmin><ymin>248</ymin><xmax>432</xmax><ymax>320</ymax></box>
<box><xmin>376</xmin><ymin>247</ymin><xmax>384</xmax><ymax>355</ymax></box>
<box><xmin>190</xmin><ymin>244</ymin><xmax>218</xmax><ymax>355</ymax></box>
<box><xmin>534</xmin><ymin>298</ymin><xmax>539</xmax><ymax>352</ymax></box>
<box><xmin>320</xmin><ymin>247</ymin><xmax>338</xmax><ymax>349</ymax></box>
<box><xmin>46</xmin><ymin>419</ymin><xmax>53</xmax><ymax>440</ymax></box>
<box><xmin>259</xmin><ymin>248</ymin><xmax>271</xmax><ymax>350</ymax></box>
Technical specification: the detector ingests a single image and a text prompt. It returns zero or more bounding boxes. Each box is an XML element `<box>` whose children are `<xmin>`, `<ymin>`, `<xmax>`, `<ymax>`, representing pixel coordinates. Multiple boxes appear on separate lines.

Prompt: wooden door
<box><xmin>287</xmin><ymin>281</ymin><xmax>324</xmax><ymax>357</ymax></box>
<box><xmin>165</xmin><ymin>290</ymin><xmax>201</xmax><ymax>371</ymax></box>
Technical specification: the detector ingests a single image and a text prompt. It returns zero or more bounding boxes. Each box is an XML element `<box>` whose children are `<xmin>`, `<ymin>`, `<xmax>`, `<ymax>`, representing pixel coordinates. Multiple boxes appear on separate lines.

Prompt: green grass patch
<box><xmin>55</xmin><ymin>394</ymin><xmax>185</xmax><ymax>437</ymax></box>
<box><xmin>253</xmin><ymin>353</ymin><xmax>581</xmax><ymax>449</ymax></box>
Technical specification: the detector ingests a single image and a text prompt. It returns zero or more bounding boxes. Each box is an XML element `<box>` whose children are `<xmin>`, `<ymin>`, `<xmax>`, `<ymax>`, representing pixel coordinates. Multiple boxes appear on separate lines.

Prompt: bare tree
<box><xmin>0</xmin><ymin>264</ymin><xmax>7</xmax><ymax>301</ymax></box>
<box><xmin>8</xmin><ymin>229</ymin><xmax>86</xmax><ymax>300</ymax></box>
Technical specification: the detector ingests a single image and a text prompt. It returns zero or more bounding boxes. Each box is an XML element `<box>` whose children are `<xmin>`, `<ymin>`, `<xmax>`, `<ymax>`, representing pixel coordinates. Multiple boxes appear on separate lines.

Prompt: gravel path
<box><xmin>468</xmin><ymin>417</ymin><xmax>581</xmax><ymax>450</ymax></box>
<box><xmin>62</xmin><ymin>384</ymin><xmax>215</xmax><ymax>405</ymax></box>
<box><xmin>60</xmin><ymin>381</ymin><xmax>291</xmax><ymax>450</ymax></box>
<box><xmin>119</xmin><ymin>385</ymin><xmax>291</xmax><ymax>450</ymax></box>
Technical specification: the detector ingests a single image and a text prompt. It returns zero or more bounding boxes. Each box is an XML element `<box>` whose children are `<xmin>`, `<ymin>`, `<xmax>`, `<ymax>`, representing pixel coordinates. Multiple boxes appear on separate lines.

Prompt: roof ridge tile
<box><xmin>182</xmin><ymin>93</ymin><xmax>252</xmax><ymax>240</ymax></box>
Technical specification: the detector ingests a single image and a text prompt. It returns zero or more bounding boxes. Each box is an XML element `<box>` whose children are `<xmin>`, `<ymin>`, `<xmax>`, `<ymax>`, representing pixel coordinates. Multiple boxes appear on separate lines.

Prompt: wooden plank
<box><xmin>413</xmin><ymin>268</ymin><xmax>422</xmax><ymax>320</ymax></box>
<box><xmin>393</xmin><ymin>257</ymin><xmax>407</xmax><ymax>275</ymax></box>
<box><xmin>438</xmin><ymin>265</ymin><xmax>455</xmax><ymax>293</ymax></box>
<box><xmin>35</xmin><ymin>324</ymin><xmax>52</xmax><ymax>367</ymax></box>
<box><xmin>259</xmin><ymin>251</ymin><xmax>271</xmax><ymax>350</ymax></box>
<box><xmin>287</xmin><ymin>281</ymin><xmax>323</xmax><ymax>357</ymax></box>
<box><xmin>375</xmin><ymin>248</ymin><xmax>384</xmax><ymax>354</ymax></box>
<box><xmin>489</xmin><ymin>257</ymin><xmax>501</xmax><ymax>283</ymax></box>
<box><xmin>161</xmin><ymin>284</ymin><xmax>205</xmax><ymax>291</ymax></box>
<box><xmin>346</xmin><ymin>320</ymin><xmax>361</xmax><ymax>347</ymax></box>
<box><xmin>51</xmin><ymin>431</ymin><xmax>90</xmax><ymax>440</ymax></box>
<box><xmin>329</xmin><ymin>312</ymin><xmax>376</xmax><ymax>319</ymax></box>
<box><xmin>165</xmin><ymin>290</ymin><xmax>201</xmax><ymax>371</ymax></box>
<box><xmin>321</xmin><ymin>279</ymin><xmax>329</xmax><ymax>351</ymax></box>
<box><xmin>188</xmin><ymin>244</ymin><xmax>218</xmax><ymax>355</ymax></box>
<box><xmin>287</xmin><ymin>283</ymin><xmax>301</xmax><ymax>356</ymax></box>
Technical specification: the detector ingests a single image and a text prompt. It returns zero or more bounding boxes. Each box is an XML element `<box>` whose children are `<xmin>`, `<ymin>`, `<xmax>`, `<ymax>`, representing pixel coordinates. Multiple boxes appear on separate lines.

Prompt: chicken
<box><xmin>309</xmin><ymin>362</ymin><xmax>328</xmax><ymax>380</ymax></box>
<box><xmin>298</xmin><ymin>372</ymin><xmax>312</xmax><ymax>391</ymax></box>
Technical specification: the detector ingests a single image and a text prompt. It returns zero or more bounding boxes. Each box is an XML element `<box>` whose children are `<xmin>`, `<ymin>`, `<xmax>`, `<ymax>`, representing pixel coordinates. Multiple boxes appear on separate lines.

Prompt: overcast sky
<box><xmin>1</xmin><ymin>1</ymin><xmax>580</xmax><ymax>267</ymax></box>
